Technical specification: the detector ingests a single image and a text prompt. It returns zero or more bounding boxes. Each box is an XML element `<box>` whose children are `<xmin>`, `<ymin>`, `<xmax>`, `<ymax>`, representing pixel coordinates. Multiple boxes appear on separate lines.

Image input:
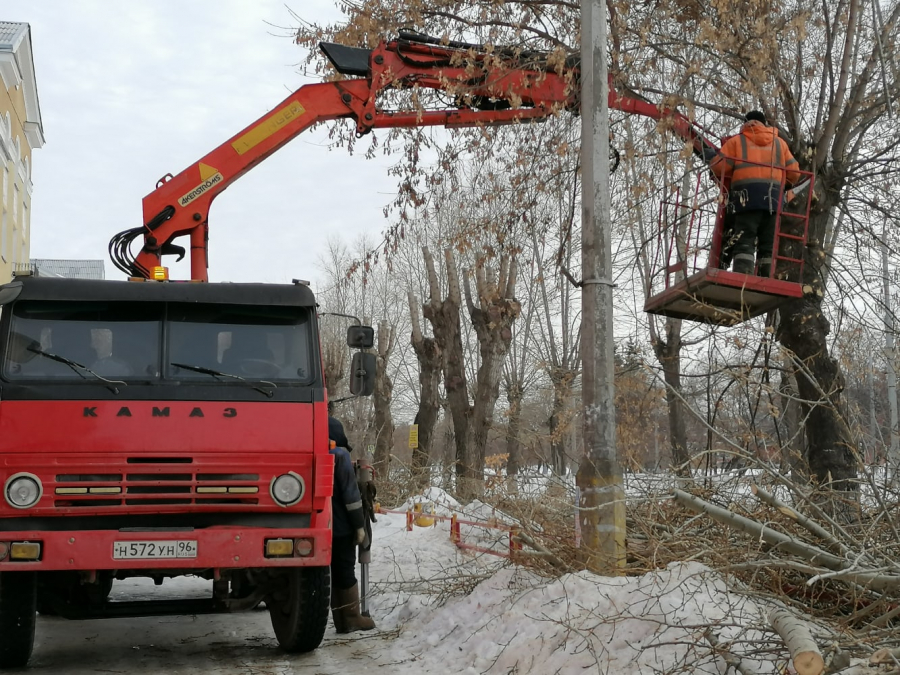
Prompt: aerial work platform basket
<box><xmin>643</xmin><ymin>166</ymin><xmax>814</xmax><ymax>326</ymax></box>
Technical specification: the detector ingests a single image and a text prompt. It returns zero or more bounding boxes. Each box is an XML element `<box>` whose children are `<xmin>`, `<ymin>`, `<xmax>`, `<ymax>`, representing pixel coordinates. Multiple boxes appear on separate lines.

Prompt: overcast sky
<box><xmin>24</xmin><ymin>0</ymin><xmax>399</xmax><ymax>284</ymax></box>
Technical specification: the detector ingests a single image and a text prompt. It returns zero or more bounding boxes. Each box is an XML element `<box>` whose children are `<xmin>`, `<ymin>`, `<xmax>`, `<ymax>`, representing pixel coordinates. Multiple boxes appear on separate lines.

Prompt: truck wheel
<box><xmin>268</xmin><ymin>566</ymin><xmax>329</xmax><ymax>653</ymax></box>
<box><xmin>0</xmin><ymin>572</ymin><xmax>37</xmax><ymax>669</ymax></box>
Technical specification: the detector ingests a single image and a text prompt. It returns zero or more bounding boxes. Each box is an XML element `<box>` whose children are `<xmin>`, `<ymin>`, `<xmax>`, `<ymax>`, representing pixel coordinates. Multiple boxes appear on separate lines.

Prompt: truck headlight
<box><xmin>5</xmin><ymin>473</ymin><xmax>43</xmax><ymax>509</ymax></box>
<box><xmin>270</xmin><ymin>473</ymin><xmax>304</xmax><ymax>507</ymax></box>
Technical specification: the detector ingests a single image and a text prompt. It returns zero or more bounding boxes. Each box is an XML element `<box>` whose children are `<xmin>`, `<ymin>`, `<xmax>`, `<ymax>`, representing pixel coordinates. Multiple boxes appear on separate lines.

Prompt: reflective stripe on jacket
<box><xmin>330</xmin><ymin>446</ymin><xmax>365</xmax><ymax>537</ymax></box>
<box><xmin>710</xmin><ymin>121</ymin><xmax>801</xmax><ymax>213</ymax></box>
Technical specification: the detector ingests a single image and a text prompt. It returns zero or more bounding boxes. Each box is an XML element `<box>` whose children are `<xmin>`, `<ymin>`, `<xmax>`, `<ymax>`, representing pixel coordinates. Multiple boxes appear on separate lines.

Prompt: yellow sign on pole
<box><xmin>408</xmin><ymin>424</ymin><xmax>419</xmax><ymax>449</ymax></box>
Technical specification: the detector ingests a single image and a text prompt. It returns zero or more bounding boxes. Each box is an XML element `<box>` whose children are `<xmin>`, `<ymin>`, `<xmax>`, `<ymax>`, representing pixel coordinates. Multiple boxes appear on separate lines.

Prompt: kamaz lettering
<box><xmin>82</xmin><ymin>406</ymin><xmax>238</xmax><ymax>417</ymax></box>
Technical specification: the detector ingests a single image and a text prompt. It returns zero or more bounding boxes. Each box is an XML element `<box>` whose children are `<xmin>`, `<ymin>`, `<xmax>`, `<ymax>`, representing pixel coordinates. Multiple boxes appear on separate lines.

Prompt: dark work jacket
<box><xmin>330</xmin><ymin>446</ymin><xmax>365</xmax><ymax>538</ymax></box>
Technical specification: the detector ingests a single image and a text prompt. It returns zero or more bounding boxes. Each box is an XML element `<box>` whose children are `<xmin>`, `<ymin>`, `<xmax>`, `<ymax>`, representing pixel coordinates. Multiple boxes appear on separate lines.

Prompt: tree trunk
<box><xmin>408</xmin><ymin>292</ymin><xmax>441</xmax><ymax>489</ymax></box>
<box><xmin>464</xmin><ymin>257</ymin><xmax>521</xmax><ymax>498</ymax></box>
<box><xmin>322</xmin><ymin>341</ymin><xmax>346</xmax><ymax>409</ymax></box>
<box><xmin>776</xmin><ymin>196</ymin><xmax>857</xmax><ymax>493</ymax></box>
<box><xmin>505</xmin><ymin>383</ymin><xmax>523</xmax><ymax>492</ymax></box>
<box><xmin>778</xmin><ymin>359</ymin><xmax>807</xmax><ymax>481</ymax></box>
<box><xmin>548</xmin><ymin>367</ymin><xmax>575</xmax><ymax>475</ymax></box>
<box><xmin>881</xmin><ymin>223</ymin><xmax>900</xmax><ymax>480</ymax></box>
<box><xmin>372</xmin><ymin>321</ymin><xmax>395</xmax><ymax>477</ymax></box>
<box><xmin>422</xmin><ymin>247</ymin><xmax>475</xmax><ymax>499</ymax></box>
<box><xmin>653</xmin><ymin>319</ymin><xmax>691</xmax><ymax>476</ymax></box>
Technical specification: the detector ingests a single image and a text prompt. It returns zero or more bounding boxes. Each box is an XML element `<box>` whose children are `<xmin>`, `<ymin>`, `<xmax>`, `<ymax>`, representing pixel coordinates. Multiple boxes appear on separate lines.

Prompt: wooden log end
<box><xmin>793</xmin><ymin>651</ymin><xmax>825</xmax><ymax>675</ymax></box>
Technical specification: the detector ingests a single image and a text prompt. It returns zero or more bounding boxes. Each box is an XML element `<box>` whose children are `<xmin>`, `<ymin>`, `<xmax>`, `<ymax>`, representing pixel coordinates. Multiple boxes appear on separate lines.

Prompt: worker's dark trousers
<box><xmin>331</xmin><ymin>535</ymin><xmax>357</xmax><ymax>591</ymax></box>
<box><xmin>731</xmin><ymin>210</ymin><xmax>776</xmax><ymax>272</ymax></box>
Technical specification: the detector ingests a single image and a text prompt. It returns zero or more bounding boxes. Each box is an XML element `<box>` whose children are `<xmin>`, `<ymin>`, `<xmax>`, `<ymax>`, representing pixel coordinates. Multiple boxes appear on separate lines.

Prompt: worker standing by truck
<box><xmin>328</xmin><ymin>416</ymin><xmax>376</xmax><ymax>633</ymax></box>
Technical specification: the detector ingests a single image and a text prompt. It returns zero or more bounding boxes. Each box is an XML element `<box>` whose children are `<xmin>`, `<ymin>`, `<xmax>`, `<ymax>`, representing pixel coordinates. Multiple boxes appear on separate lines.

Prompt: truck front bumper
<box><xmin>0</xmin><ymin>525</ymin><xmax>332</xmax><ymax>571</ymax></box>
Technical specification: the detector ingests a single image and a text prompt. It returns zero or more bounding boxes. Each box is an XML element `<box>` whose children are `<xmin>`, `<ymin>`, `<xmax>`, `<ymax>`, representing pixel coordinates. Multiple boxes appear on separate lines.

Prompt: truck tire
<box><xmin>268</xmin><ymin>566</ymin><xmax>329</xmax><ymax>653</ymax></box>
<box><xmin>0</xmin><ymin>571</ymin><xmax>37</xmax><ymax>669</ymax></box>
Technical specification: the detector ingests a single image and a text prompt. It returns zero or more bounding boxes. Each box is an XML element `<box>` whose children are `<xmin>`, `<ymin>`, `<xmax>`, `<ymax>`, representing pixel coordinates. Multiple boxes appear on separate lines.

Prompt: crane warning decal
<box><xmin>179</xmin><ymin>163</ymin><xmax>223</xmax><ymax>207</ymax></box>
<box><xmin>231</xmin><ymin>101</ymin><xmax>306</xmax><ymax>156</ymax></box>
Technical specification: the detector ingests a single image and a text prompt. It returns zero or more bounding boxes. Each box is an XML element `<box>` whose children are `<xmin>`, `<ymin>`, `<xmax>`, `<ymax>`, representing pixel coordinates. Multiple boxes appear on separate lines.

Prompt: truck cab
<box><xmin>0</xmin><ymin>275</ymin><xmax>364</xmax><ymax>667</ymax></box>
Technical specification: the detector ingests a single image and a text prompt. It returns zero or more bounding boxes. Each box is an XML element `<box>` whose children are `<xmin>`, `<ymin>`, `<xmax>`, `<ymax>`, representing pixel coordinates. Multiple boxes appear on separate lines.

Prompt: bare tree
<box><xmin>408</xmin><ymin>291</ymin><xmax>442</xmax><ymax>488</ymax></box>
<box><xmin>423</xmin><ymin>247</ymin><xmax>474</xmax><ymax>496</ymax></box>
<box><xmin>422</xmin><ymin>246</ymin><xmax>520</xmax><ymax>499</ymax></box>
<box><xmin>372</xmin><ymin>320</ymin><xmax>396</xmax><ymax>475</ymax></box>
<box><xmin>465</xmin><ymin>255</ymin><xmax>521</xmax><ymax>482</ymax></box>
<box><xmin>502</xmin><ymin>256</ymin><xmax>540</xmax><ymax>489</ymax></box>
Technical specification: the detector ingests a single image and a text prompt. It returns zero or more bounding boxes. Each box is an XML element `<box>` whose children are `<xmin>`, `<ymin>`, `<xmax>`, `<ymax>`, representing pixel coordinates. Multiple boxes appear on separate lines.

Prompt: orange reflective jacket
<box><xmin>711</xmin><ymin>121</ymin><xmax>800</xmax><ymax>213</ymax></box>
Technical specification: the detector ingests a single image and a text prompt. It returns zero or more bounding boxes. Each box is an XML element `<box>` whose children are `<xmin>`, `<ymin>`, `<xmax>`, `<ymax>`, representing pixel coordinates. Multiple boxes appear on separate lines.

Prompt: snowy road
<box><xmin>24</xmin><ymin>578</ymin><xmax>381</xmax><ymax>675</ymax></box>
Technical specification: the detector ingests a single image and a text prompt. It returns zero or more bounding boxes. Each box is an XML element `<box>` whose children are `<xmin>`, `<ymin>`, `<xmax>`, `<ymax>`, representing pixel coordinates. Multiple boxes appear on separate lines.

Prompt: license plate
<box><xmin>112</xmin><ymin>540</ymin><xmax>198</xmax><ymax>560</ymax></box>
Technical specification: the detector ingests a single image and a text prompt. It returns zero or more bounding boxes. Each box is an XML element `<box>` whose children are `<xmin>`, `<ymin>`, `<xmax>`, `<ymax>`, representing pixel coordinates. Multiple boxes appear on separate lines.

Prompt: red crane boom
<box><xmin>110</xmin><ymin>31</ymin><xmax>718</xmax><ymax>282</ymax></box>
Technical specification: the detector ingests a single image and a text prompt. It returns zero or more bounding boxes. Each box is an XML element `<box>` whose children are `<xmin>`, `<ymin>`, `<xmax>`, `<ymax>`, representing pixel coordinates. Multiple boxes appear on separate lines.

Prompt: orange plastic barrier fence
<box><xmin>376</xmin><ymin>506</ymin><xmax>523</xmax><ymax>559</ymax></box>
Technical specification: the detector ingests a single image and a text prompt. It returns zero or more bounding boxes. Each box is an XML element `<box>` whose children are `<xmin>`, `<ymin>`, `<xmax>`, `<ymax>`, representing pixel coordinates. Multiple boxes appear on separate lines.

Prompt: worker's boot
<box><xmin>732</xmin><ymin>255</ymin><xmax>754</xmax><ymax>275</ymax></box>
<box><xmin>336</xmin><ymin>583</ymin><xmax>375</xmax><ymax>633</ymax></box>
<box><xmin>331</xmin><ymin>584</ymin><xmax>347</xmax><ymax>634</ymax></box>
<box><xmin>757</xmin><ymin>257</ymin><xmax>772</xmax><ymax>278</ymax></box>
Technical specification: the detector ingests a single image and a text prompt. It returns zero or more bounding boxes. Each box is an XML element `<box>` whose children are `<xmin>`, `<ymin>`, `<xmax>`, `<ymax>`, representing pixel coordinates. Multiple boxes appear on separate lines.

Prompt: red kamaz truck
<box><xmin>0</xmin><ymin>31</ymin><xmax>725</xmax><ymax>668</ymax></box>
<box><xmin>0</xmin><ymin>274</ymin><xmax>378</xmax><ymax>666</ymax></box>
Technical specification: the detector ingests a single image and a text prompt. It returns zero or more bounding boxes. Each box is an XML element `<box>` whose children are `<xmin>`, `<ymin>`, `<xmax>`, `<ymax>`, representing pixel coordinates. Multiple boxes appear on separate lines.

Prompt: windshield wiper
<box><xmin>170</xmin><ymin>362</ymin><xmax>276</xmax><ymax>398</ymax></box>
<box><xmin>28</xmin><ymin>347</ymin><xmax>126</xmax><ymax>394</ymax></box>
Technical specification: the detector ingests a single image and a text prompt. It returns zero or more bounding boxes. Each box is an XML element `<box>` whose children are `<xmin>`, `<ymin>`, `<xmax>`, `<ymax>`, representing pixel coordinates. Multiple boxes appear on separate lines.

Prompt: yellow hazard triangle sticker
<box><xmin>179</xmin><ymin>163</ymin><xmax>225</xmax><ymax>208</ymax></box>
<box><xmin>199</xmin><ymin>163</ymin><xmax>219</xmax><ymax>181</ymax></box>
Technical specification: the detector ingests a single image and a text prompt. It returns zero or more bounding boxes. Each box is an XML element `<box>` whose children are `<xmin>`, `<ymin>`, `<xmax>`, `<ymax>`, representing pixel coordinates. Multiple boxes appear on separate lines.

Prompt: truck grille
<box><xmin>53</xmin><ymin>467</ymin><xmax>262</xmax><ymax>508</ymax></box>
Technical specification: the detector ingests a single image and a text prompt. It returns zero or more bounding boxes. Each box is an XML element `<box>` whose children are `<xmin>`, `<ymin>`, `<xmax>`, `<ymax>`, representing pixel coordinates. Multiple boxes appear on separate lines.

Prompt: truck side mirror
<box><xmin>348</xmin><ymin>352</ymin><xmax>376</xmax><ymax>396</ymax></box>
<box><xmin>346</xmin><ymin>325</ymin><xmax>374</xmax><ymax>350</ymax></box>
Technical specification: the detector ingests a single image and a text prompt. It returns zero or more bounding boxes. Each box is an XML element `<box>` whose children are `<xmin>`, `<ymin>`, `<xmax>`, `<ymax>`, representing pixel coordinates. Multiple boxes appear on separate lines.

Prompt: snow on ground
<box><xmin>22</xmin><ymin>488</ymin><xmax>803</xmax><ymax>674</ymax></box>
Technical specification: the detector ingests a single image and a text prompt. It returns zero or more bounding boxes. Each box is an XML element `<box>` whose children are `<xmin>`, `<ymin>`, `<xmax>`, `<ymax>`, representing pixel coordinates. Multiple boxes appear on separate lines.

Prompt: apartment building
<box><xmin>0</xmin><ymin>21</ymin><xmax>43</xmax><ymax>282</ymax></box>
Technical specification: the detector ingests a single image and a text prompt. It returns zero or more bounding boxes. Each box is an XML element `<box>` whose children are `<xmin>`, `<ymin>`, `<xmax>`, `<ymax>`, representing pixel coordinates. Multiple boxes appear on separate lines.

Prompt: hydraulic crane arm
<box><xmin>112</xmin><ymin>31</ymin><xmax>719</xmax><ymax>281</ymax></box>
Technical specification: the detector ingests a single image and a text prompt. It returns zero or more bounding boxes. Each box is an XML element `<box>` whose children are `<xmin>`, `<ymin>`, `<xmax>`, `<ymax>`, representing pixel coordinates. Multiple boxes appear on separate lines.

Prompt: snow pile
<box><xmin>368</xmin><ymin>499</ymin><xmax>781</xmax><ymax>674</ymax></box>
<box><xmin>399</xmin><ymin>486</ymin><xmax>462</xmax><ymax>516</ymax></box>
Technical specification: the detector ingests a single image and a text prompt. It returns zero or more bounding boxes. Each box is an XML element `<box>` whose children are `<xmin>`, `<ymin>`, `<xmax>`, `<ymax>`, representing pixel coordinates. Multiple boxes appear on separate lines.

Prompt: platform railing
<box><xmin>649</xmin><ymin>162</ymin><xmax>815</xmax><ymax>298</ymax></box>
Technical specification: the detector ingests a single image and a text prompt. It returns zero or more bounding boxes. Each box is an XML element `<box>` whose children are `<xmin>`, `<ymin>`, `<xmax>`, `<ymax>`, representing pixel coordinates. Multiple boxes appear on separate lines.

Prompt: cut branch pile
<box><xmin>379</xmin><ymin>466</ymin><xmax>900</xmax><ymax>670</ymax></box>
<box><xmin>663</xmin><ymin>480</ymin><xmax>900</xmax><ymax>669</ymax></box>
<box><xmin>672</xmin><ymin>487</ymin><xmax>900</xmax><ymax>597</ymax></box>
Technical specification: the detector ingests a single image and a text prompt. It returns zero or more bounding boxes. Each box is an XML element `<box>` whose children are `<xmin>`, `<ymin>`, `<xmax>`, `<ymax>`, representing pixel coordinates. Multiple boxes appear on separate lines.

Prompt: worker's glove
<box><xmin>702</xmin><ymin>146</ymin><xmax>717</xmax><ymax>162</ymax></box>
<box><xmin>355</xmin><ymin>527</ymin><xmax>367</xmax><ymax>546</ymax></box>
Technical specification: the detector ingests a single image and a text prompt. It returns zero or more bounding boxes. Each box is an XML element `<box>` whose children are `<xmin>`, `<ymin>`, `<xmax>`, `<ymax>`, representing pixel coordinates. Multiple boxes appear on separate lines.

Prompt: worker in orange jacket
<box><xmin>710</xmin><ymin>111</ymin><xmax>801</xmax><ymax>277</ymax></box>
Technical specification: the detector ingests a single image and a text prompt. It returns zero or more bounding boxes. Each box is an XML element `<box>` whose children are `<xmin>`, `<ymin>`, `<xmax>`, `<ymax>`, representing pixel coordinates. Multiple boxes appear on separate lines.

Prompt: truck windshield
<box><xmin>3</xmin><ymin>301</ymin><xmax>162</xmax><ymax>380</ymax></box>
<box><xmin>165</xmin><ymin>304</ymin><xmax>313</xmax><ymax>382</ymax></box>
<box><xmin>2</xmin><ymin>301</ymin><xmax>314</xmax><ymax>384</ymax></box>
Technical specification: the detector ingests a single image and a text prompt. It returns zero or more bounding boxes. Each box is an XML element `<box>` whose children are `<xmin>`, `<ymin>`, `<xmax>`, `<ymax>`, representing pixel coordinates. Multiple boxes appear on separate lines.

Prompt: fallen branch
<box><xmin>672</xmin><ymin>489</ymin><xmax>844</xmax><ymax>569</ymax></box>
<box><xmin>512</xmin><ymin>531</ymin><xmax>569</xmax><ymax>572</ymax></box>
<box><xmin>673</xmin><ymin>490</ymin><xmax>900</xmax><ymax>592</ymax></box>
<box><xmin>769</xmin><ymin>608</ymin><xmax>824</xmax><ymax>675</ymax></box>
<box><xmin>871</xmin><ymin>646</ymin><xmax>900</xmax><ymax>666</ymax></box>
<box><xmin>751</xmin><ymin>485</ymin><xmax>850</xmax><ymax>556</ymax></box>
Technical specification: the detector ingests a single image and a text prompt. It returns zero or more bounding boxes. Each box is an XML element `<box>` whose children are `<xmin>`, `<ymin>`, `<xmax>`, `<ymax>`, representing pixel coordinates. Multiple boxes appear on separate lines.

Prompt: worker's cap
<box><xmin>744</xmin><ymin>110</ymin><xmax>767</xmax><ymax>125</ymax></box>
<box><xmin>328</xmin><ymin>416</ymin><xmax>351</xmax><ymax>449</ymax></box>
